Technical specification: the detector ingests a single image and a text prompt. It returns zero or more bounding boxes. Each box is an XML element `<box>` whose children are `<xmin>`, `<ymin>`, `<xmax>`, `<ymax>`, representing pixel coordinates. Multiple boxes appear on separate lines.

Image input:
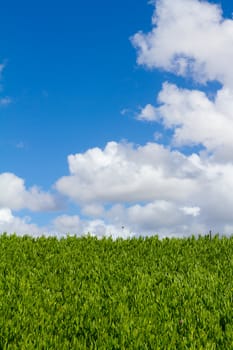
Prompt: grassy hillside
<box><xmin>0</xmin><ymin>233</ymin><xmax>232</xmax><ymax>349</ymax></box>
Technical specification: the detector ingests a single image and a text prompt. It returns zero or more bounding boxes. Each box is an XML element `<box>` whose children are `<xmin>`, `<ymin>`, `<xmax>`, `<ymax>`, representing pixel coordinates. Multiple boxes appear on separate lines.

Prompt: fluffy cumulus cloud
<box><xmin>133</xmin><ymin>0</ymin><xmax>233</xmax><ymax>158</ymax></box>
<box><xmin>137</xmin><ymin>104</ymin><xmax>158</xmax><ymax>122</ymax></box>
<box><xmin>0</xmin><ymin>173</ymin><xmax>60</xmax><ymax>212</ymax></box>
<box><xmin>53</xmin><ymin>139</ymin><xmax>233</xmax><ymax>236</ymax></box>
<box><xmin>52</xmin><ymin>214</ymin><xmax>133</xmax><ymax>239</ymax></box>
<box><xmin>55</xmin><ymin>142</ymin><xmax>199</xmax><ymax>205</ymax></box>
<box><xmin>0</xmin><ymin>208</ymin><xmax>45</xmax><ymax>236</ymax></box>
<box><xmin>137</xmin><ymin>83</ymin><xmax>233</xmax><ymax>158</ymax></box>
<box><xmin>133</xmin><ymin>0</ymin><xmax>233</xmax><ymax>160</ymax></box>
<box><xmin>132</xmin><ymin>0</ymin><xmax>233</xmax><ymax>86</ymax></box>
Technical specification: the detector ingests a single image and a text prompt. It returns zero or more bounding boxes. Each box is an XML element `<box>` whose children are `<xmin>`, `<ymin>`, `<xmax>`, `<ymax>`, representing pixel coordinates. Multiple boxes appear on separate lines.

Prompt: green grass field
<box><xmin>0</xmin><ymin>233</ymin><xmax>232</xmax><ymax>349</ymax></box>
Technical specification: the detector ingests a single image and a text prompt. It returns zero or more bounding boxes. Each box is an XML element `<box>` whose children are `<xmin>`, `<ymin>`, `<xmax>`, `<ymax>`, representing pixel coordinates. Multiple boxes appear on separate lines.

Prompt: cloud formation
<box><xmin>0</xmin><ymin>173</ymin><xmax>60</xmax><ymax>212</ymax></box>
<box><xmin>54</xmin><ymin>138</ymin><xmax>233</xmax><ymax>236</ymax></box>
<box><xmin>0</xmin><ymin>97</ymin><xmax>11</xmax><ymax>106</ymax></box>
<box><xmin>0</xmin><ymin>208</ymin><xmax>45</xmax><ymax>236</ymax></box>
<box><xmin>52</xmin><ymin>214</ymin><xmax>132</xmax><ymax>239</ymax></box>
<box><xmin>55</xmin><ymin>142</ymin><xmax>198</xmax><ymax>204</ymax></box>
<box><xmin>133</xmin><ymin>0</ymin><xmax>233</xmax><ymax>163</ymax></box>
<box><xmin>132</xmin><ymin>0</ymin><xmax>233</xmax><ymax>86</ymax></box>
<box><xmin>0</xmin><ymin>63</ymin><xmax>12</xmax><ymax>106</ymax></box>
<box><xmin>137</xmin><ymin>83</ymin><xmax>233</xmax><ymax>158</ymax></box>
<box><xmin>129</xmin><ymin>0</ymin><xmax>233</xmax><ymax>235</ymax></box>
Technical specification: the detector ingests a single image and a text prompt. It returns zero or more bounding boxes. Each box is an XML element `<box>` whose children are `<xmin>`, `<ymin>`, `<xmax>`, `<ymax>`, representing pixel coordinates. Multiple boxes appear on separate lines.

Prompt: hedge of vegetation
<box><xmin>0</xmin><ymin>233</ymin><xmax>232</xmax><ymax>349</ymax></box>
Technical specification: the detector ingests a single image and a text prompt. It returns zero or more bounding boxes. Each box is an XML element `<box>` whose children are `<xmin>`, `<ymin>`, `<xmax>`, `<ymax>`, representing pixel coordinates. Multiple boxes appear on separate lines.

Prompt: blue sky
<box><xmin>1</xmin><ymin>0</ymin><xmax>160</xmax><ymax>183</ymax></box>
<box><xmin>1</xmin><ymin>0</ymin><xmax>233</xmax><ymax>237</ymax></box>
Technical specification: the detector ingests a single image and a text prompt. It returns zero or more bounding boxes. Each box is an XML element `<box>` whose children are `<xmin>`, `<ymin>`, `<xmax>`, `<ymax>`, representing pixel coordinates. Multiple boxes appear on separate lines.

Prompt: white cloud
<box><xmin>0</xmin><ymin>208</ymin><xmax>13</xmax><ymax>224</ymax></box>
<box><xmin>0</xmin><ymin>63</ymin><xmax>11</xmax><ymax>106</ymax></box>
<box><xmin>81</xmin><ymin>203</ymin><xmax>104</xmax><ymax>217</ymax></box>
<box><xmin>0</xmin><ymin>63</ymin><xmax>5</xmax><ymax>78</ymax></box>
<box><xmin>53</xmin><ymin>214</ymin><xmax>81</xmax><ymax>234</ymax></box>
<box><xmin>55</xmin><ymin>141</ymin><xmax>198</xmax><ymax>204</ymax></box>
<box><xmin>181</xmin><ymin>206</ymin><xmax>200</xmax><ymax>217</ymax></box>
<box><xmin>120</xmin><ymin>108</ymin><xmax>130</xmax><ymax>116</ymax></box>
<box><xmin>131</xmin><ymin>0</ymin><xmax>233</xmax><ymax>161</ymax></box>
<box><xmin>122</xmin><ymin>201</ymin><xmax>185</xmax><ymax>230</ymax></box>
<box><xmin>137</xmin><ymin>104</ymin><xmax>158</xmax><ymax>121</ymax></box>
<box><xmin>53</xmin><ymin>214</ymin><xmax>133</xmax><ymax>239</ymax></box>
<box><xmin>54</xmin><ymin>138</ymin><xmax>233</xmax><ymax>236</ymax></box>
<box><xmin>0</xmin><ymin>173</ymin><xmax>60</xmax><ymax>212</ymax></box>
<box><xmin>139</xmin><ymin>82</ymin><xmax>233</xmax><ymax>156</ymax></box>
<box><xmin>132</xmin><ymin>0</ymin><xmax>233</xmax><ymax>159</ymax></box>
<box><xmin>154</xmin><ymin>131</ymin><xmax>163</xmax><ymax>141</ymax></box>
<box><xmin>0</xmin><ymin>97</ymin><xmax>11</xmax><ymax>106</ymax></box>
<box><xmin>0</xmin><ymin>208</ymin><xmax>46</xmax><ymax>236</ymax></box>
<box><xmin>0</xmin><ymin>205</ymin><xmax>223</xmax><ymax>239</ymax></box>
<box><xmin>105</xmin><ymin>201</ymin><xmax>204</xmax><ymax>237</ymax></box>
<box><xmin>132</xmin><ymin>0</ymin><xmax>233</xmax><ymax>86</ymax></box>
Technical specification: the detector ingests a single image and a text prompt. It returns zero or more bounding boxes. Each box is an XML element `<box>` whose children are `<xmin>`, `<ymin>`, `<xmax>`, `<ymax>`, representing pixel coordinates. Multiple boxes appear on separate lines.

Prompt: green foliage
<box><xmin>0</xmin><ymin>233</ymin><xmax>232</xmax><ymax>348</ymax></box>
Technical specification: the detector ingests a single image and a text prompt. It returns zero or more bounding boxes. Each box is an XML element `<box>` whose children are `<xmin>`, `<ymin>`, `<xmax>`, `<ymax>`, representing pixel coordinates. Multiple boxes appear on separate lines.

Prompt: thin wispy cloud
<box><xmin>16</xmin><ymin>141</ymin><xmax>25</xmax><ymax>149</ymax></box>
<box><xmin>0</xmin><ymin>97</ymin><xmax>11</xmax><ymax>106</ymax></box>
